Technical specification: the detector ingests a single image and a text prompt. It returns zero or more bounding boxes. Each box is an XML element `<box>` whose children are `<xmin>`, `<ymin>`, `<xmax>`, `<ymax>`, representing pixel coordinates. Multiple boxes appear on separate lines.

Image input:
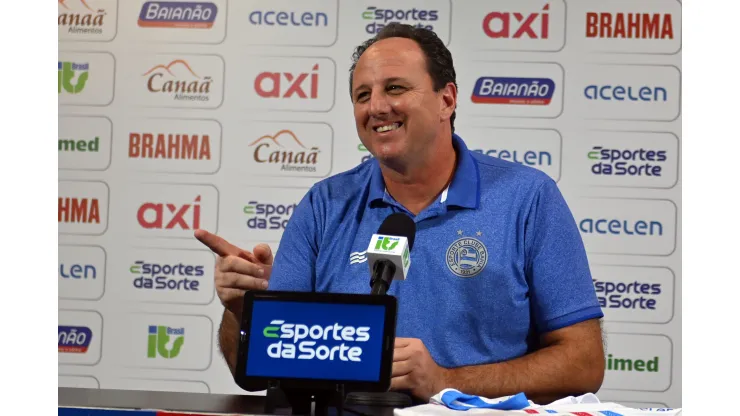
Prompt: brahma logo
<box><xmin>138</xmin><ymin>2</ymin><xmax>218</xmax><ymax>29</ymax></box>
<box><xmin>58</xmin><ymin>0</ymin><xmax>117</xmax><ymax>40</ymax></box>
<box><xmin>58</xmin><ymin>326</ymin><xmax>93</xmax><ymax>353</ymax></box>
<box><xmin>472</xmin><ymin>77</ymin><xmax>555</xmax><ymax>105</ymax></box>
<box><xmin>586</xmin><ymin>12</ymin><xmax>674</xmax><ymax>39</ymax></box>
<box><xmin>135</xmin><ymin>54</ymin><xmax>224</xmax><ymax>108</ymax></box>
<box><xmin>263</xmin><ymin>320</ymin><xmax>370</xmax><ymax>362</ymax></box>
<box><xmin>124</xmin><ymin>118</ymin><xmax>221</xmax><ymax>173</ymax></box>
<box><xmin>573</xmin><ymin>0</ymin><xmax>681</xmax><ymax>54</ymax></box>
<box><xmin>250</xmin><ymin>130</ymin><xmax>320</xmax><ymax>173</ymax></box>
<box><xmin>58</xmin><ymin>181</ymin><xmax>109</xmax><ymax>235</ymax></box>
<box><xmin>129</xmin><ymin>184</ymin><xmax>218</xmax><ymax>238</ymax></box>
<box><xmin>129</xmin><ymin>132</ymin><xmax>211</xmax><ymax>161</ymax></box>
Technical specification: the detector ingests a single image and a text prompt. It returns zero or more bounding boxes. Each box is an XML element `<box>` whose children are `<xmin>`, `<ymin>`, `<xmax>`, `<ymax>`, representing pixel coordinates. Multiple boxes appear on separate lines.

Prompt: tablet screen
<box><xmin>245</xmin><ymin>299</ymin><xmax>387</xmax><ymax>382</ymax></box>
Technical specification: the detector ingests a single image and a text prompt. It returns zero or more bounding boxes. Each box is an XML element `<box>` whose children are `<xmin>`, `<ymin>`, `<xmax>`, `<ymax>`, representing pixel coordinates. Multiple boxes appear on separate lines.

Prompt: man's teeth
<box><xmin>376</xmin><ymin>123</ymin><xmax>400</xmax><ymax>133</ymax></box>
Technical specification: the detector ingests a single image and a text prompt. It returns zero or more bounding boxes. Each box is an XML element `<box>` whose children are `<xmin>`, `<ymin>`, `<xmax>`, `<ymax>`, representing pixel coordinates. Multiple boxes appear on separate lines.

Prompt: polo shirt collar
<box><xmin>367</xmin><ymin>133</ymin><xmax>480</xmax><ymax>210</ymax></box>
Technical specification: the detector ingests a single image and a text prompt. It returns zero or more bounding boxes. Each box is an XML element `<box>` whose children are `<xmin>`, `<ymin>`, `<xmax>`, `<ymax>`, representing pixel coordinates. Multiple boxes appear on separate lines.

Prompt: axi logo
<box><xmin>472</xmin><ymin>77</ymin><xmax>555</xmax><ymax>105</ymax></box>
<box><xmin>59</xmin><ymin>197</ymin><xmax>100</xmax><ymax>224</ymax></box>
<box><xmin>143</xmin><ymin>59</ymin><xmax>212</xmax><ymax>102</ymax></box>
<box><xmin>375</xmin><ymin>236</ymin><xmax>399</xmax><ymax>251</ymax></box>
<box><xmin>58</xmin><ymin>0</ymin><xmax>107</xmax><ymax>35</ymax></box>
<box><xmin>250</xmin><ymin>130</ymin><xmax>320</xmax><ymax>173</ymax></box>
<box><xmin>588</xmin><ymin>146</ymin><xmax>667</xmax><ymax>177</ymax></box>
<box><xmin>264</xmin><ymin>320</ymin><xmax>369</xmax><ymax>361</ymax></box>
<box><xmin>483</xmin><ymin>4</ymin><xmax>550</xmax><ymax>39</ymax></box>
<box><xmin>137</xmin><ymin>196</ymin><xmax>201</xmax><ymax>230</ymax></box>
<box><xmin>586</xmin><ymin>12</ymin><xmax>674</xmax><ymax>39</ymax></box>
<box><xmin>58</xmin><ymin>326</ymin><xmax>92</xmax><ymax>353</ymax></box>
<box><xmin>147</xmin><ymin>325</ymin><xmax>184</xmax><ymax>358</ymax></box>
<box><xmin>129</xmin><ymin>132</ymin><xmax>211</xmax><ymax>161</ymax></box>
<box><xmin>244</xmin><ymin>201</ymin><xmax>296</xmax><ymax>230</ymax></box>
<box><xmin>362</xmin><ymin>7</ymin><xmax>439</xmax><ymax>34</ymax></box>
<box><xmin>255</xmin><ymin>64</ymin><xmax>319</xmax><ymax>99</ymax></box>
<box><xmin>131</xmin><ymin>261</ymin><xmax>204</xmax><ymax>291</ymax></box>
<box><xmin>138</xmin><ymin>2</ymin><xmax>218</xmax><ymax>29</ymax></box>
<box><xmin>58</xmin><ymin>61</ymin><xmax>89</xmax><ymax>94</ymax></box>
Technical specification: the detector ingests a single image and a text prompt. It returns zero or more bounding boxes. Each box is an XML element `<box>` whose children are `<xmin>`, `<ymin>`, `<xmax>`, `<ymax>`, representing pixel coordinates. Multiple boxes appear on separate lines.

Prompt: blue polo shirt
<box><xmin>268</xmin><ymin>133</ymin><xmax>603</xmax><ymax>368</ymax></box>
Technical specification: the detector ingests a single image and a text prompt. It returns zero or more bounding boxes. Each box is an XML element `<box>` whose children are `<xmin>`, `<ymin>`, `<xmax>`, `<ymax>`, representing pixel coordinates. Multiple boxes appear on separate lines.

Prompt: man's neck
<box><xmin>379</xmin><ymin>136</ymin><xmax>457</xmax><ymax>216</ymax></box>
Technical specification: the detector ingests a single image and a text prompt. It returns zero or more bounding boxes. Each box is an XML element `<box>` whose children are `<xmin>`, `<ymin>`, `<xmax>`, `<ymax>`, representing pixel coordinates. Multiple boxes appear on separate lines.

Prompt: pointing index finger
<box><xmin>194</xmin><ymin>229</ymin><xmax>246</xmax><ymax>258</ymax></box>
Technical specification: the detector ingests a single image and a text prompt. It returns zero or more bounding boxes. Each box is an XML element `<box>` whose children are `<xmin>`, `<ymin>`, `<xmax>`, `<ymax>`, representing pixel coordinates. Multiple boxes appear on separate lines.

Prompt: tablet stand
<box><xmin>264</xmin><ymin>381</ymin><xmax>346</xmax><ymax>416</ymax></box>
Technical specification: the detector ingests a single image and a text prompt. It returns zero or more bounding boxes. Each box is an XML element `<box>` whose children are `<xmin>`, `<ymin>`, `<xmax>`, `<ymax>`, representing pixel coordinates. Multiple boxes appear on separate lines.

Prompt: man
<box><xmin>196</xmin><ymin>23</ymin><xmax>605</xmax><ymax>404</ymax></box>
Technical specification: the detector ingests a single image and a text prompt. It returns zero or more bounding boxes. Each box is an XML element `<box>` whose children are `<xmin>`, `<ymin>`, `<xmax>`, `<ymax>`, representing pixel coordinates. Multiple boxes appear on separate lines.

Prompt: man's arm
<box><xmin>218</xmin><ymin>308</ymin><xmax>240</xmax><ymax>375</ymax></box>
<box><xmin>441</xmin><ymin>319</ymin><xmax>604</xmax><ymax>404</ymax></box>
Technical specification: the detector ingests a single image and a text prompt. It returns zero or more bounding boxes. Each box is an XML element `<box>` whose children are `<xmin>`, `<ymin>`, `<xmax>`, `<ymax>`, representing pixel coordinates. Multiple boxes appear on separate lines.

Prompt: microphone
<box><xmin>368</xmin><ymin>213</ymin><xmax>416</xmax><ymax>295</ymax></box>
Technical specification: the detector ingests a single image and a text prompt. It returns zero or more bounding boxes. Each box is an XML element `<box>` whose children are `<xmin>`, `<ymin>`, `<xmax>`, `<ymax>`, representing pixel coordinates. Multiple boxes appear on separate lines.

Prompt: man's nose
<box><xmin>368</xmin><ymin>91</ymin><xmax>391</xmax><ymax>117</ymax></box>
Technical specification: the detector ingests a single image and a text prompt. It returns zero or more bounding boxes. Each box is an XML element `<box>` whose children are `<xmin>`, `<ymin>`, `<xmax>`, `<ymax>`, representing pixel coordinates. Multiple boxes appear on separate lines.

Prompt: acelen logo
<box><xmin>59</xmin><ymin>245</ymin><xmax>106</xmax><ymax>301</ymax></box>
<box><xmin>130</xmin><ymin>184</ymin><xmax>217</xmax><ymax>238</ymax></box>
<box><xmin>472</xmin><ymin>77</ymin><xmax>555</xmax><ymax>105</ymax></box>
<box><xmin>138</xmin><ymin>2</ymin><xmax>218</xmax><ymax>29</ymax></box>
<box><xmin>483</xmin><ymin>4</ymin><xmax>550</xmax><ymax>39</ymax></box>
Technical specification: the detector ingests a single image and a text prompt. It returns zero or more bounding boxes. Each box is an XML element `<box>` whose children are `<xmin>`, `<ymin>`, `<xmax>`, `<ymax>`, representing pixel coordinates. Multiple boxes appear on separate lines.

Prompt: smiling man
<box><xmin>196</xmin><ymin>23</ymin><xmax>605</xmax><ymax>404</ymax></box>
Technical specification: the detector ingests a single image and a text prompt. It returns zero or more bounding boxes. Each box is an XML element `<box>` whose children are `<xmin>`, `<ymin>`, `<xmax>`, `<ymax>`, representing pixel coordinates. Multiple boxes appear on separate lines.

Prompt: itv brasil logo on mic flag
<box><xmin>367</xmin><ymin>234</ymin><xmax>411</xmax><ymax>279</ymax></box>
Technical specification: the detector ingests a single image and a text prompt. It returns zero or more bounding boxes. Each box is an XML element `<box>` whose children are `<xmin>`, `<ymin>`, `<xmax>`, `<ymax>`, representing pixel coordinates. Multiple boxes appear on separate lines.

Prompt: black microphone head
<box><xmin>377</xmin><ymin>213</ymin><xmax>416</xmax><ymax>250</ymax></box>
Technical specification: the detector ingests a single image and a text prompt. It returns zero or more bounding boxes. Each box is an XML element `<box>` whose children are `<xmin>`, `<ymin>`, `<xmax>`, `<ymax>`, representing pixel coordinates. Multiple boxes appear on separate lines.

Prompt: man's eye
<box><xmin>356</xmin><ymin>92</ymin><xmax>369</xmax><ymax>102</ymax></box>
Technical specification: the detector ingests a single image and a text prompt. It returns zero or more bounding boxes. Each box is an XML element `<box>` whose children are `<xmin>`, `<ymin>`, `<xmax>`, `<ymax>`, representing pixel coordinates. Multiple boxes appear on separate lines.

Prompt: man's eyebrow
<box><xmin>353</xmin><ymin>77</ymin><xmax>409</xmax><ymax>94</ymax></box>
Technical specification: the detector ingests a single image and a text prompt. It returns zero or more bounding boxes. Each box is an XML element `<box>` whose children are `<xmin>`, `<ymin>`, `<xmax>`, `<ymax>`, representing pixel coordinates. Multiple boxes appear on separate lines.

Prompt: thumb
<box><xmin>253</xmin><ymin>244</ymin><xmax>274</xmax><ymax>266</ymax></box>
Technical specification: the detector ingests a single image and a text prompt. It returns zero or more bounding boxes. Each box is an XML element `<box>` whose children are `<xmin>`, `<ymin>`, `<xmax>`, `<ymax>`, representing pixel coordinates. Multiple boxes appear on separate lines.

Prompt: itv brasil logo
<box><xmin>262</xmin><ymin>320</ymin><xmax>370</xmax><ymax>362</ymax></box>
<box><xmin>147</xmin><ymin>325</ymin><xmax>184</xmax><ymax>359</ymax></box>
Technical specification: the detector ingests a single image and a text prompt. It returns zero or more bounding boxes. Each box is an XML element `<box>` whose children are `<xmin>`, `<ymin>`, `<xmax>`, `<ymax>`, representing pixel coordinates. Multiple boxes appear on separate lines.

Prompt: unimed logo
<box><xmin>264</xmin><ymin>320</ymin><xmax>370</xmax><ymax>361</ymax></box>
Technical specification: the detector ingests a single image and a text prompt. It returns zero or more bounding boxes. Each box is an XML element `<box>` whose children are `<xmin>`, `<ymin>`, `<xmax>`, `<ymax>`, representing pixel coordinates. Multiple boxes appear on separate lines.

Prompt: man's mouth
<box><xmin>373</xmin><ymin>122</ymin><xmax>403</xmax><ymax>133</ymax></box>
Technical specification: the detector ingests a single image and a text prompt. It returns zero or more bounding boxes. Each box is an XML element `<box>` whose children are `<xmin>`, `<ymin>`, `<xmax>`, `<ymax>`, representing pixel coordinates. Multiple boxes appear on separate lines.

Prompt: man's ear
<box><xmin>439</xmin><ymin>82</ymin><xmax>457</xmax><ymax>122</ymax></box>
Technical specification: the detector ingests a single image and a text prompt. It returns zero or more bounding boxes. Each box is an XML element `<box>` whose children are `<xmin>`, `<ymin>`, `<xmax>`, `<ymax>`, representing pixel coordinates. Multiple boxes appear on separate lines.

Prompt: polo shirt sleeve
<box><xmin>524</xmin><ymin>178</ymin><xmax>604</xmax><ymax>333</ymax></box>
<box><xmin>266</xmin><ymin>187</ymin><xmax>322</xmax><ymax>292</ymax></box>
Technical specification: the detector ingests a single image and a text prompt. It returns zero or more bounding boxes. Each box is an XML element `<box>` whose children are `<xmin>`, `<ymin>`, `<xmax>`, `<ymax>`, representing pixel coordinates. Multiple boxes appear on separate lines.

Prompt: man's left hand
<box><xmin>391</xmin><ymin>338</ymin><xmax>449</xmax><ymax>401</ymax></box>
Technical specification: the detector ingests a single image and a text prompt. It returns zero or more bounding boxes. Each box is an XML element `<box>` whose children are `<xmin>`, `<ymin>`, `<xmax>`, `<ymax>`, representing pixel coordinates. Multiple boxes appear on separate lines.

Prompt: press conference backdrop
<box><xmin>58</xmin><ymin>0</ymin><xmax>682</xmax><ymax>408</ymax></box>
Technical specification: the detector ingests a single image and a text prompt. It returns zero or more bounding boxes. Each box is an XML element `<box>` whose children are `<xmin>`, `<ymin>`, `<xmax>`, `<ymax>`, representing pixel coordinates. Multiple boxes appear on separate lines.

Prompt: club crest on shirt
<box><xmin>446</xmin><ymin>231</ymin><xmax>488</xmax><ymax>278</ymax></box>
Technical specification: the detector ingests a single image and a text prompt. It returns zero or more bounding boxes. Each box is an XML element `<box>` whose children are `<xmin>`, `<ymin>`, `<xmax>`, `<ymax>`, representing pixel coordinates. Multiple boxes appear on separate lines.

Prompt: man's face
<box><xmin>351</xmin><ymin>37</ymin><xmax>449</xmax><ymax>166</ymax></box>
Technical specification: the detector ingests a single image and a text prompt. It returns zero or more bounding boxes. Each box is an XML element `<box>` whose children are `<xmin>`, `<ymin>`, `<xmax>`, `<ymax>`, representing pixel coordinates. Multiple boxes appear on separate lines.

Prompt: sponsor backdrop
<box><xmin>58</xmin><ymin>0</ymin><xmax>682</xmax><ymax>407</ymax></box>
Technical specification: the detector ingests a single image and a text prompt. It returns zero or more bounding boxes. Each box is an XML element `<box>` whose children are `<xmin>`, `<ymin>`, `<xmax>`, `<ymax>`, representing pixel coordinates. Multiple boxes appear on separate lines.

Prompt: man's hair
<box><xmin>348</xmin><ymin>23</ymin><xmax>458</xmax><ymax>133</ymax></box>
